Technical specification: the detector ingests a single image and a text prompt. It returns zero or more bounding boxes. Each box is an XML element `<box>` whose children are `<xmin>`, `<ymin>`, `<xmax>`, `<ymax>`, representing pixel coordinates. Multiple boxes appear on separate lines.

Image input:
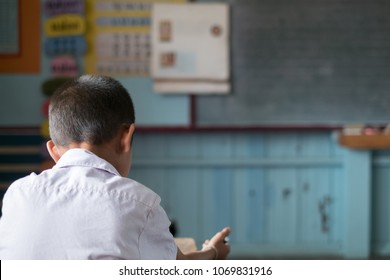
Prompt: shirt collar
<box><xmin>54</xmin><ymin>148</ymin><xmax>121</xmax><ymax>176</ymax></box>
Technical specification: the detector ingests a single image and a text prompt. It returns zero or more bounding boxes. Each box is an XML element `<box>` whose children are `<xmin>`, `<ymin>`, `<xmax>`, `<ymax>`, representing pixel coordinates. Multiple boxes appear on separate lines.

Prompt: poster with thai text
<box><xmin>85</xmin><ymin>0</ymin><xmax>186</xmax><ymax>76</ymax></box>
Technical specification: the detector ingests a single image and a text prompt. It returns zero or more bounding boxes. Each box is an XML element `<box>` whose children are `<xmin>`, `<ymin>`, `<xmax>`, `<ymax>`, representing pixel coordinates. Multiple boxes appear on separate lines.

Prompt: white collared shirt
<box><xmin>0</xmin><ymin>149</ymin><xmax>177</xmax><ymax>259</ymax></box>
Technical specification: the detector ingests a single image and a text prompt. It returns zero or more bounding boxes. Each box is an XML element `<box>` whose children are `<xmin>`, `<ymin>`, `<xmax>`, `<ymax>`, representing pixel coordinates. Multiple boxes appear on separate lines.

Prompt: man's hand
<box><xmin>202</xmin><ymin>227</ymin><xmax>231</xmax><ymax>259</ymax></box>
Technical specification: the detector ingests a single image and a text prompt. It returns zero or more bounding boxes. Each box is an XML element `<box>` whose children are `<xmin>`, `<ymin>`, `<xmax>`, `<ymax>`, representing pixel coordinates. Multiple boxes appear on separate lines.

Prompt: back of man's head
<box><xmin>49</xmin><ymin>75</ymin><xmax>135</xmax><ymax>147</ymax></box>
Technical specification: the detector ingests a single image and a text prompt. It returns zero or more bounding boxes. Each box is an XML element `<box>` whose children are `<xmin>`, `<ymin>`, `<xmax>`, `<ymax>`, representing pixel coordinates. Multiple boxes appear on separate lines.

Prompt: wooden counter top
<box><xmin>339</xmin><ymin>134</ymin><xmax>390</xmax><ymax>149</ymax></box>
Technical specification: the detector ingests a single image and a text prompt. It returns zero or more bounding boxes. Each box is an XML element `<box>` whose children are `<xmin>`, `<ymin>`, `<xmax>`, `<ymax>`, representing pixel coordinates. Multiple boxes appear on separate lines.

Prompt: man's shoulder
<box><xmin>6</xmin><ymin>169</ymin><xmax>161</xmax><ymax>211</ymax></box>
<box><xmin>6</xmin><ymin>172</ymin><xmax>39</xmax><ymax>191</ymax></box>
<box><xmin>106</xmin><ymin>176</ymin><xmax>161</xmax><ymax>209</ymax></box>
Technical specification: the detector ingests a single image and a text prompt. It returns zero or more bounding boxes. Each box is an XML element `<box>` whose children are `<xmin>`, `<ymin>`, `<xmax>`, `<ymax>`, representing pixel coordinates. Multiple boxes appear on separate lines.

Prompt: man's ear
<box><xmin>46</xmin><ymin>140</ymin><xmax>61</xmax><ymax>162</ymax></box>
<box><xmin>120</xmin><ymin>123</ymin><xmax>135</xmax><ymax>153</ymax></box>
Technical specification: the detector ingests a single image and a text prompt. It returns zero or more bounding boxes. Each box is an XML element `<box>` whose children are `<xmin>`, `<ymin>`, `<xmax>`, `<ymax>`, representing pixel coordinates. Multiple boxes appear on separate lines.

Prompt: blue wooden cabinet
<box><xmin>130</xmin><ymin>131</ymin><xmax>390</xmax><ymax>259</ymax></box>
<box><xmin>130</xmin><ymin>132</ymin><xmax>359</xmax><ymax>258</ymax></box>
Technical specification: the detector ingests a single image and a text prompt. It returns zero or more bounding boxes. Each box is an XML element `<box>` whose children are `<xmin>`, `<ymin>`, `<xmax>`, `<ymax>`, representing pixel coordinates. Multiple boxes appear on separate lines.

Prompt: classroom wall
<box><xmin>1</xmin><ymin>0</ymin><xmax>390</xmax><ymax>259</ymax></box>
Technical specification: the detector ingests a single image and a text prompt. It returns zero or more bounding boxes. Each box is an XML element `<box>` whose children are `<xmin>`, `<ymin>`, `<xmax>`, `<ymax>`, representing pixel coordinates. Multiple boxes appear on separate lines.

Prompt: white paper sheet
<box><xmin>151</xmin><ymin>3</ymin><xmax>230</xmax><ymax>94</ymax></box>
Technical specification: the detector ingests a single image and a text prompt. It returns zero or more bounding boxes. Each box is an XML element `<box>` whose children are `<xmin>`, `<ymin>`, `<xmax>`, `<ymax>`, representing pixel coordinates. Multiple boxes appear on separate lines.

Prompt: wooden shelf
<box><xmin>339</xmin><ymin>134</ymin><xmax>390</xmax><ymax>149</ymax></box>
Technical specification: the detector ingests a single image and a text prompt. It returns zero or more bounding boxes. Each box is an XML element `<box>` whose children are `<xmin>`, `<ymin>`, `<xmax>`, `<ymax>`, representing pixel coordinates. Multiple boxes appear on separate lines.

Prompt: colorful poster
<box><xmin>85</xmin><ymin>0</ymin><xmax>186</xmax><ymax>76</ymax></box>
